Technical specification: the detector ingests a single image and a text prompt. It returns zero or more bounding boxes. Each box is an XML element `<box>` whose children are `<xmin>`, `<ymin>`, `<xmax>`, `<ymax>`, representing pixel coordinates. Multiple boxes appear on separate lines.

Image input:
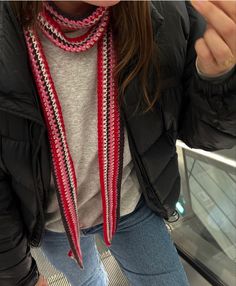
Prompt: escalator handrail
<box><xmin>177</xmin><ymin>140</ymin><xmax>236</xmax><ymax>169</ymax></box>
<box><xmin>176</xmin><ymin>244</ymin><xmax>226</xmax><ymax>286</ymax></box>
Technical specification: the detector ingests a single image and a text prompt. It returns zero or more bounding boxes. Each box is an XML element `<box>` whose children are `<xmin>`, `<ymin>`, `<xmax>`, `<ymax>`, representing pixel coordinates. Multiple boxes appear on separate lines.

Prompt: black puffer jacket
<box><xmin>0</xmin><ymin>1</ymin><xmax>235</xmax><ymax>285</ymax></box>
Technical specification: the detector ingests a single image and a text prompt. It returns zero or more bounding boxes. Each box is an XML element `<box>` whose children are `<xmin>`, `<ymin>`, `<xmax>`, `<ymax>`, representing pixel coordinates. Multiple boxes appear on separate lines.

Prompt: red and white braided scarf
<box><xmin>24</xmin><ymin>1</ymin><xmax>124</xmax><ymax>268</ymax></box>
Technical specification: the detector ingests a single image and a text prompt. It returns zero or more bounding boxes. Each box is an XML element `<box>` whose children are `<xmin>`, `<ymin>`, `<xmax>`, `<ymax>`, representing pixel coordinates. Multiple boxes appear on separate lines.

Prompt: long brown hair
<box><xmin>11</xmin><ymin>1</ymin><xmax>161</xmax><ymax>114</ymax></box>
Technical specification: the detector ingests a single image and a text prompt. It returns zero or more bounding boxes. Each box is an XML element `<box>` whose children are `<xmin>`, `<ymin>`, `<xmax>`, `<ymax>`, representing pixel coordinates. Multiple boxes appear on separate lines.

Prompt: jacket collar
<box><xmin>0</xmin><ymin>1</ymin><xmax>45</xmax><ymax>125</ymax></box>
<box><xmin>0</xmin><ymin>1</ymin><xmax>164</xmax><ymax>126</ymax></box>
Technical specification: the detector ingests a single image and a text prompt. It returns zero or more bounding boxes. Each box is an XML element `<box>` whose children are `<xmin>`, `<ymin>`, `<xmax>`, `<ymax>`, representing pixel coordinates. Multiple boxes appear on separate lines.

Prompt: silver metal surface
<box><xmin>31</xmin><ymin>248</ymin><xmax>70</xmax><ymax>286</ymax></box>
<box><xmin>31</xmin><ymin>235</ymin><xmax>130</xmax><ymax>286</ymax></box>
<box><xmin>100</xmin><ymin>251</ymin><xmax>129</xmax><ymax>286</ymax></box>
<box><xmin>177</xmin><ymin>145</ymin><xmax>193</xmax><ymax>216</ymax></box>
<box><xmin>177</xmin><ymin>140</ymin><xmax>236</xmax><ymax>169</ymax></box>
<box><xmin>181</xmin><ymin>259</ymin><xmax>211</xmax><ymax>286</ymax></box>
<box><xmin>32</xmin><ymin>238</ymin><xmax>211</xmax><ymax>286</ymax></box>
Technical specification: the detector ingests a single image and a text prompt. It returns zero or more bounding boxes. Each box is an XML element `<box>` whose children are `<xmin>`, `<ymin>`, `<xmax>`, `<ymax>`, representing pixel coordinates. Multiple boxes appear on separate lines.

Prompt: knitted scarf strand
<box><xmin>24</xmin><ymin>2</ymin><xmax>124</xmax><ymax>268</ymax></box>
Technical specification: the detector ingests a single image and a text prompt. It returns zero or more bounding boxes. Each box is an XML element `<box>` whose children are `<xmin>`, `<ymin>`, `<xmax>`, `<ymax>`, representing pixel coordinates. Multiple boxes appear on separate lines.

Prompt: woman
<box><xmin>0</xmin><ymin>0</ymin><xmax>235</xmax><ymax>285</ymax></box>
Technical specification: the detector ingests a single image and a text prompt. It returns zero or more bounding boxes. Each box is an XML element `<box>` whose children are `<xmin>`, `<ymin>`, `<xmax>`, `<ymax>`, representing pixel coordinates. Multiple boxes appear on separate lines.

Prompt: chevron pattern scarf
<box><xmin>24</xmin><ymin>1</ymin><xmax>124</xmax><ymax>268</ymax></box>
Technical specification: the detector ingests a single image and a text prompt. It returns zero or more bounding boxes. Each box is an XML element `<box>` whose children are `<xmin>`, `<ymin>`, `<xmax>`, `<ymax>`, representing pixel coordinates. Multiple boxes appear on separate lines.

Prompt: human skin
<box><xmin>191</xmin><ymin>0</ymin><xmax>236</xmax><ymax>76</ymax></box>
<box><xmin>54</xmin><ymin>0</ymin><xmax>120</xmax><ymax>17</ymax></box>
<box><xmin>54</xmin><ymin>0</ymin><xmax>236</xmax><ymax>76</ymax></box>
<box><xmin>35</xmin><ymin>0</ymin><xmax>235</xmax><ymax>285</ymax></box>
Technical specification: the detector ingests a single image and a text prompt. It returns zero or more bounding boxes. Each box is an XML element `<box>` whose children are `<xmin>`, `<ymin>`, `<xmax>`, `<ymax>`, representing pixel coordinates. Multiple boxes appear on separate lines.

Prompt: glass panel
<box><xmin>171</xmin><ymin>144</ymin><xmax>236</xmax><ymax>286</ymax></box>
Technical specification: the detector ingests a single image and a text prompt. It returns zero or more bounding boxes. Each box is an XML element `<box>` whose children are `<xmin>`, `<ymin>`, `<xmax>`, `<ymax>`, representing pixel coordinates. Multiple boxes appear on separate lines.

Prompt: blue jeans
<box><xmin>40</xmin><ymin>196</ymin><xmax>189</xmax><ymax>286</ymax></box>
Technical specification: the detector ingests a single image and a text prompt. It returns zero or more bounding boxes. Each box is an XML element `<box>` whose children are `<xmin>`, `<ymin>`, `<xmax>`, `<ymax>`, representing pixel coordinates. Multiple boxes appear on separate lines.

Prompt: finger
<box><xmin>210</xmin><ymin>1</ymin><xmax>236</xmax><ymax>23</ymax></box>
<box><xmin>36</xmin><ymin>275</ymin><xmax>48</xmax><ymax>286</ymax></box>
<box><xmin>191</xmin><ymin>0</ymin><xmax>236</xmax><ymax>53</ymax></box>
<box><xmin>203</xmin><ymin>26</ymin><xmax>235</xmax><ymax>68</ymax></box>
<box><xmin>195</xmin><ymin>38</ymin><xmax>218</xmax><ymax>74</ymax></box>
<box><xmin>42</xmin><ymin>276</ymin><xmax>48</xmax><ymax>286</ymax></box>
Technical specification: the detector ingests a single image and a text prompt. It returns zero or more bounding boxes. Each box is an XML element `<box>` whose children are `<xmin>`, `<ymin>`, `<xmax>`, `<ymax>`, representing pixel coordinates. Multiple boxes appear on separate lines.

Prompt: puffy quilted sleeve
<box><xmin>0</xmin><ymin>142</ymin><xmax>40</xmax><ymax>286</ymax></box>
<box><xmin>178</xmin><ymin>1</ymin><xmax>236</xmax><ymax>151</ymax></box>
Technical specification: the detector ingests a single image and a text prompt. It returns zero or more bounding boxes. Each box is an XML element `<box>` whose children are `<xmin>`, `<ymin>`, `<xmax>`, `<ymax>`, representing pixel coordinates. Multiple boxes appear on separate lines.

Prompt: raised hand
<box><xmin>191</xmin><ymin>0</ymin><xmax>236</xmax><ymax>76</ymax></box>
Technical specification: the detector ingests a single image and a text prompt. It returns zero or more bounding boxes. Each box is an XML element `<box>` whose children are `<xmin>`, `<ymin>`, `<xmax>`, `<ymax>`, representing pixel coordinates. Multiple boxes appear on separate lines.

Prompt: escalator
<box><xmin>32</xmin><ymin>143</ymin><xmax>236</xmax><ymax>285</ymax></box>
<box><xmin>172</xmin><ymin>142</ymin><xmax>236</xmax><ymax>286</ymax></box>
